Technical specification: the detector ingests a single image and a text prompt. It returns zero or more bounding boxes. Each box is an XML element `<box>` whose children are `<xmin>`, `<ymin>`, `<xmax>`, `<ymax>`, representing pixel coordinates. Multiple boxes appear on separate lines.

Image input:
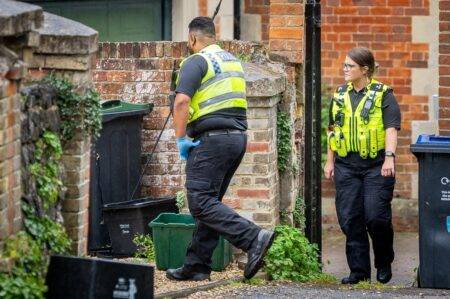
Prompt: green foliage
<box><xmin>44</xmin><ymin>75</ymin><xmax>102</xmax><ymax>141</ymax></box>
<box><xmin>264</xmin><ymin>225</ymin><xmax>333</xmax><ymax>282</ymax></box>
<box><xmin>243</xmin><ymin>278</ymin><xmax>266</xmax><ymax>286</ymax></box>
<box><xmin>0</xmin><ymin>206</ymin><xmax>70</xmax><ymax>299</ymax></box>
<box><xmin>277</xmin><ymin>112</ymin><xmax>293</xmax><ymax>172</ymax></box>
<box><xmin>0</xmin><ymin>273</ymin><xmax>47</xmax><ymax>299</ymax></box>
<box><xmin>349</xmin><ymin>280</ymin><xmax>403</xmax><ymax>290</ymax></box>
<box><xmin>293</xmin><ymin>194</ymin><xmax>306</xmax><ymax>231</ymax></box>
<box><xmin>22</xmin><ymin>204</ymin><xmax>71</xmax><ymax>254</ymax></box>
<box><xmin>0</xmin><ymin>232</ymin><xmax>47</xmax><ymax>299</ymax></box>
<box><xmin>236</xmin><ymin>53</ymin><xmax>251</xmax><ymax>62</ymax></box>
<box><xmin>279</xmin><ymin>210</ymin><xmax>290</xmax><ymax>225</ymax></box>
<box><xmin>133</xmin><ymin>234</ymin><xmax>155</xmax><ymax>262</ymax></box>
<box><xmin>28</xmin><ymin>131</ymin><xmax>63</xmax><ymax>209</ymax></box>
<box><xmin>175</xmin><ymin>191</ymin><xmax>186</xmax><ymax>211</ymax></box>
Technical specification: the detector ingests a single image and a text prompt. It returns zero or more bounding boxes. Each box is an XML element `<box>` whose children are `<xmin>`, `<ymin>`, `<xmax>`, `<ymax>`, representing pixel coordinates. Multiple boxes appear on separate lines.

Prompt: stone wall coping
<box><xmin>244</xmin><ymin>62</ymin><xmax>285</xmax><ymax>98</ymax></box>
<box><xmin>36</xmin><ymin>12</ymin><xmax>98</xmax><ymax>55</ymax></box>
<box><xmin>0</xmin><ymin>0</ymin><xmax>43</xmax><ymax>37</ymax></box>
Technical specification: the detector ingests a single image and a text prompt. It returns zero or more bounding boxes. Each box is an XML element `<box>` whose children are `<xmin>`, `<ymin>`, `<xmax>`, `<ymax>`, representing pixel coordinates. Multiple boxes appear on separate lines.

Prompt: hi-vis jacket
<box><xmin>328</xmin><ymin>79</ymin><xmax>389</xmax><ymax>159</ymax></box>
<box><xmin>178</xmin><ymin>44</ymin><xmax>247</xmax><ymax>124</ymax></box>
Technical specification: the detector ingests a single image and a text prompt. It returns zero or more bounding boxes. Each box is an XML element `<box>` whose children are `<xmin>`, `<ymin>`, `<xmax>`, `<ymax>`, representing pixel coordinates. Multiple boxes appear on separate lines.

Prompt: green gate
<box><xmin>27</xmin><ymin>0</ymin><xmax>171</xmax><ymax>42</ymax></box>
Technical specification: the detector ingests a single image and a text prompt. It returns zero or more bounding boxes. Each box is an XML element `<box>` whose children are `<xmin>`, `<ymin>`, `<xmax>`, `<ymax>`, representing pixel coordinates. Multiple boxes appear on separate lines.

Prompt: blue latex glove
<box><xmin>176</xmin><ymin>136</ymin><xmax>200</xmax><ymax>161</ymax></box>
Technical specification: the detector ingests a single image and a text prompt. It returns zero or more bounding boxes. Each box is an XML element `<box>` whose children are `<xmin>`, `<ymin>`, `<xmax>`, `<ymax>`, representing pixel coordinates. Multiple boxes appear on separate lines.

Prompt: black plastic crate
<box><xmin>46</xmin><ymin>255</ymin><xmax>154</xmax><ymax>299</ymax></box>
<box><xmin>103</xmin><ymin>196</ymin><xmax>178</xmax><ymax>256</ymax></box>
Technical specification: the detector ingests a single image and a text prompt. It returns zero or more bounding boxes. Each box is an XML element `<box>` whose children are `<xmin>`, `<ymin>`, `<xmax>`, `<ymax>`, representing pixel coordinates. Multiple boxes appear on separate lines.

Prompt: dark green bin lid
<box><xmin>101</xmin><ymin>100</ymin><xmax>153</xmax><ymax>122</ymax></box>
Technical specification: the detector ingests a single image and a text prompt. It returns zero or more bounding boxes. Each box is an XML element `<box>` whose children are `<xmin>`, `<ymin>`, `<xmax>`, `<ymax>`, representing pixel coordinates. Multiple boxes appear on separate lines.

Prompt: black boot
<box><xmin>244</xmin><ymin>229</ymin><xmax>275</xmax><ymax>279</ymax></box>
<box><xmin>376</xmin><ymin>265</ymin><xmax>392</xmax><ymax>284</ymax></box>
<box><xmin>341</xmin><ymin>273</ymin><xmax>370</xmax><ymax>284</ymax></box>
<box><xmin>166</xmin><ymin>266</ymin><xmax>210</xmax><ymax>281</ymax></box>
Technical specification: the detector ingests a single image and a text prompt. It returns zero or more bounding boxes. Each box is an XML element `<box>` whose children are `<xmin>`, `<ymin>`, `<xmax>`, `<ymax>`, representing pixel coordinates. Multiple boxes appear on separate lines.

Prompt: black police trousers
<box><xmin>183</xmin><ymin>131</ymin><xmax>260</xmax><ymax>273</ymax></box>
<box><xmin>334</xmin><ymin>156</ymin><xmax>395</xmax><ymax>278</ymax></box>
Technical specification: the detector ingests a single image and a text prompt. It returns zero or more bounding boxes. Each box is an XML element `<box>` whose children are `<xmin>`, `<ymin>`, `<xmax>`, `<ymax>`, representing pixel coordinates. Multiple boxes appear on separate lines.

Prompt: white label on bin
<box><xmin>120</xmin><ymin>224</ymin><xmax>130</xmax><ymax>234</ymax></box>
<box><xmin>113</xmin><ymin>277</ymin><xmax>137</xmax><ymax>299</ymax></box>
<box><xmin>440</xmin><ymin>177</ymin><xmax>450</xmax><ymax>201</ymax></box>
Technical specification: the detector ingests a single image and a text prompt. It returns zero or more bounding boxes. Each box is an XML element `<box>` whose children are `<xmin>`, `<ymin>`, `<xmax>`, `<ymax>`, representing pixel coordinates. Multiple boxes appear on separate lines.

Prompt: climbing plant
<box><xmin>293</xmin><ymin>193</ymin><xmax>306</xmax><ymax>232</ymax></box>
<box><xmin>28</xmin><ymin>131</ymin><xmax>63</xmax><ymax>210</ymax></box>
<box><xmin>277</xmin><ymin>112</ymin><xmax>292</xmax><ymax>172</ymax></box>
<box><xmin>0</xmin><ymin>74</ymin><xmax>102</xmax><ymax>298</ymax></box>
<box><xmin>43</xmin><ymin>75</ymin><xmax>102</xmax><ymax>142</ymax></box>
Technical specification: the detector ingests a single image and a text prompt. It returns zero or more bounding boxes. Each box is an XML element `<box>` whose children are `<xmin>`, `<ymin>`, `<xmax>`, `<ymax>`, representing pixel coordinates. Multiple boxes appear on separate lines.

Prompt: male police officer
<box><xmin>166</xmin><ymin>17</ymin><xmax>275</xmax><ymax>281</ymax></box>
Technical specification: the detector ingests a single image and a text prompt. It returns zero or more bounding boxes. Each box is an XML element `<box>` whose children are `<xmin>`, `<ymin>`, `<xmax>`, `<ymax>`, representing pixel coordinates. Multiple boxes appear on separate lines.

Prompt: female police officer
<box><xmin>324</xmin><ymin>47</ymin><xmax>401</xmax><ymax>284</ymax></box>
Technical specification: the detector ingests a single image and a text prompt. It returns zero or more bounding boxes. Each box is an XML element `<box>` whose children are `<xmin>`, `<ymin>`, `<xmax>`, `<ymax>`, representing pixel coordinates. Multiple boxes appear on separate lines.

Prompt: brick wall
<box><xmin>20</xmin><ymin>11</ymin><xmax>98</xmax><ymax>255</ymax></box>
<box><xmin>440</xmin><ymin>0</ymin><xmax>450</xmax><ymax>135</ymax></box>
<box><xmin>94</xmin><ymin>41</ymin><xmax>187</xmax><ymax>199</ymax></box>
<box><xmin>93</xmin><ymin>41</ymin><xmax>291</xmax><ymax>227</ymax></box>
<box><xmin>0</xmin><ymin>1</ymin><xmax>42</xmax><ymax>250</ymax></box>
<box><xmin>244</xmin><ymin>0</ymin><xmax>270</xmax><ymax>42</ymax></box>
<box><xmin>321</xmin><ymin>0</ymin><xmax>431</xmax><ymax>200</ymax></box>
<box><xmin>0</xmin><ymin>65</ymin><xmax>22</xmax><ymax>248</ymax></box>
<box><xmin>269</xmin><ymin>0</ymin><xmax>304</xmax><ymax>63</ymax></box>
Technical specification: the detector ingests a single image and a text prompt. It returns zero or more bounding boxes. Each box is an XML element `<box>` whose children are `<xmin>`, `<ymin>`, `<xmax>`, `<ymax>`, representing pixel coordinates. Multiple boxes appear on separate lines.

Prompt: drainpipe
<box><xmin>304</xmin><ymin>0</ymin><xmax>322</xmax><ymax>260</ymax></box>
<box><xmin>234</xmin><ymin>0</ymin><xmax>241</xmax><ymax>39</ymax></box>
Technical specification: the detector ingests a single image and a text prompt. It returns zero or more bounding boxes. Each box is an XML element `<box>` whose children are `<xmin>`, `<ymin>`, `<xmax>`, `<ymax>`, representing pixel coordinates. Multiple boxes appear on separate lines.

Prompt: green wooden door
<box><xmin>27</xmin><ymin>0</ymin><xmax>171</xmax><ymax>42</ymax></box>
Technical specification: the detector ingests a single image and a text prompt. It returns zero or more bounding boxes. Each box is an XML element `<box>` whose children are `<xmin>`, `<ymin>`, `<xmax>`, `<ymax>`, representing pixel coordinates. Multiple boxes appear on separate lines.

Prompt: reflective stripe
<box><xmin>199</xmin><ymin>71</ymin><xmax>245</xmax><ymax>91</ymax></box>
<box><xmin>198</xmin><ymin>92</ymin><xmax>246</xmax><ymax>109</ymax></box>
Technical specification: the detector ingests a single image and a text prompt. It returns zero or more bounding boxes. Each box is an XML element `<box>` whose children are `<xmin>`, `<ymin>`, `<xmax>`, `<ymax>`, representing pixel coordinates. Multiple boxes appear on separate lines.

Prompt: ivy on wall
<box><xmin>0</xmin><ymin>76</ymin><xmax>102</xmax><ymax>298</ymax></box>
<box><xmin>44</xmin><ymin>75</ymin><xmax>102</xmax><ymax>142</ymax></box>
<box><xmin>277</xmin><ymin>111</ymin><xmax>293</xmax><ymax>173</ymax></box>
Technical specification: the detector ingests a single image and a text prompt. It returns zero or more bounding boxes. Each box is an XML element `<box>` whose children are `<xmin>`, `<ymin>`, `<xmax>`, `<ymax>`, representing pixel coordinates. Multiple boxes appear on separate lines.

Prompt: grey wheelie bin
<box><xmin>411</xmin><ymin>134</ymin><xmax>450</xmax><ymax>289</ymax></box>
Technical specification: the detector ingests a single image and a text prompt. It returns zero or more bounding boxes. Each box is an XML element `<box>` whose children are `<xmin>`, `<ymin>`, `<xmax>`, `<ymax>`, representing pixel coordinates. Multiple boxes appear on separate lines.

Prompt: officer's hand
<box><xmin>176</xmin><ymin>136</ymin><xmax>200</xmax><ymax>161</ymax></box>
<box><xmin>324</xmin><ymin>160</ymin><xmax>334</xmax><ymax>180</ymax></box>
<box><xmin>381</xmin><ymin>157</ymin><xmax>395</xmax><ymax>177</ymax></box>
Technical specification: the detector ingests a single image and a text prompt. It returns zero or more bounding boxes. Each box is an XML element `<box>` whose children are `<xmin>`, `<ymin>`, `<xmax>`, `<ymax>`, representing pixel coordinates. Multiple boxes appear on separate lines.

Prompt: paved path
<box><xmin>323</xmin><ymin>230</ymin><xmax>419</xmax><ymax>286</ymax></box>
<box><xmin>187</xmin><ymin>232</ymin><xmax>450</xmax><ymax>298</ymax></box>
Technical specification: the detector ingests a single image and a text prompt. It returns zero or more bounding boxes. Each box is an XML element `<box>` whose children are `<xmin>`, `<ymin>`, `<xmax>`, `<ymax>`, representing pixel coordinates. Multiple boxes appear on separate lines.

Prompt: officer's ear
<box><xmin>362</xmin><ymin>65</ymin><xmax>369</xmax><ymax>75</ymax></box>
<box><xmin>188</xmin><ymin>33</ymin><xmax>196</xmax><ymax>47</ymax></box>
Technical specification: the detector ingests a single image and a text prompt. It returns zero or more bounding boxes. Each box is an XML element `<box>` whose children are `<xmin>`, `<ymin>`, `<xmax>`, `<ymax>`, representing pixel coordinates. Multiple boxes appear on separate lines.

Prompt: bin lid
<box><xmin>149</xmin><ymin>213</ymin><xmax>195</xmax><ymax>228</ymax></box>
<box><xmin>102</xmin><ymin>197</ymin><xmax>176</xmax><ymax>211</ymax></box>
<box><xmin>101</xmin><ymin>100</ymin><xmax>153</xmax><ymax>122</ymax></box>
<box><xmin>410</xmin><ymin>134</ymin><xmax>450</xmax><ymax>154</ymax></box>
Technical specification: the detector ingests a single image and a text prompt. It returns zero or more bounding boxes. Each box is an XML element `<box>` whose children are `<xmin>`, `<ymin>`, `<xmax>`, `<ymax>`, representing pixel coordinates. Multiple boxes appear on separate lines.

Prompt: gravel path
<box><xmin>187</xmin><ymin>282</ymin><xmax>450</xmax><ymax>298</ymax></box>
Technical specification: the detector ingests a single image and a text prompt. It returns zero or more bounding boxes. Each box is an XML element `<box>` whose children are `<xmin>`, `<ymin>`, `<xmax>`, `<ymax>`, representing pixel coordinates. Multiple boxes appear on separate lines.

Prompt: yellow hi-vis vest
<box><xmin>178</xmin><ymin>44</ymin><xmax>247</xmax><ymax>124</ymax></box>
<box><xmin>328</xmin><ymin>79</ymin><xmax>389</xmax><ymax>159</ymax></box>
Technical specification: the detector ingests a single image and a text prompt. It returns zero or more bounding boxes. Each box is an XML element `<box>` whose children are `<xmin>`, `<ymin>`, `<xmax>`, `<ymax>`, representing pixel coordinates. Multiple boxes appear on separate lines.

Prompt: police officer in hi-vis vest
<box><xmin>324</xmin><ymin>47</ymin><xmax>401</xmax><ymax>284</ymax></box>
<box><xmin>166</xmin><ymin>17</ymin><xmax>275</xmax><ymax>281</ymax></box>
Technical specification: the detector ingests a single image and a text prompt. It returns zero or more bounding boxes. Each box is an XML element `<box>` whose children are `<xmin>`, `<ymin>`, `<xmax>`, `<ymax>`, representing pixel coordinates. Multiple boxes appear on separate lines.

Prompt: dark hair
<box><xmin>188</xmin><ymin>17</ymin><xmax>216</xmax><ymax>38</ymax></box>
<box><xmin>348</xmin><ymin>47</ymin><xmax>376</xmax><ymax>78</ymax></box>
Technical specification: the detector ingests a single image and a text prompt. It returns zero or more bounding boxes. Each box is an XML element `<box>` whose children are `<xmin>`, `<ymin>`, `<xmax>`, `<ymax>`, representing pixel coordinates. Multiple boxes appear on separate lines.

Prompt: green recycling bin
<box><xmin>149</xmin><ymin>213</ymin><xmax>232</xmax><ymax>271</ymax></box>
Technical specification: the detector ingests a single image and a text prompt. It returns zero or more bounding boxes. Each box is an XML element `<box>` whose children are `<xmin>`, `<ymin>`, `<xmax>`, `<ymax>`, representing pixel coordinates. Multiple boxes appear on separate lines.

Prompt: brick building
<box><xmin>3</xmin><ymin>0</ymin><xmax>450</xmax><ymax>256</ymax></box>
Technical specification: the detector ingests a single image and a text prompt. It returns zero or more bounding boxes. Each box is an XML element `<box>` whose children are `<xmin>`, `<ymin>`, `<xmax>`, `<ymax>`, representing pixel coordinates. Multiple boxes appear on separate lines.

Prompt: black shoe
<box><xmin>341</xmin><ymin>274</ymin><xmax>370</xmax><ymax>284</ymax></box>
<box><xmin>166</xmin><ymin>266</ymin><xmax>210</xmax><ymax>281</ymax></box>
<box><xmin>244</xmin><ymin>229</ymin><xmax>275</xmax><ymax>279</ymax></box>
<box><xmin>377</xmin><ymin>265</ymin><xmax>392</xmax><ymax>284</ymax></box>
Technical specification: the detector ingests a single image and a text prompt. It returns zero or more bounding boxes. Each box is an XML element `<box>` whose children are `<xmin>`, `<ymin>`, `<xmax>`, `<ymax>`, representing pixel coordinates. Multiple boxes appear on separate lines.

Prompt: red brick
<box><xmin>388</xmin><ymin>0</ymin><xmax>411</xmax><ymax>6</ymax></box>
<box><xmin>269</xmin><ymin>28</ymin><xmax>302</xmax><ymax>40</ymax></box>
<box><xmin>247</xmin><ymin>142</ymin><xmax>269</xmax><ymax>153</ymax></box>
<box><xmin>441</xmin><ymin>87</ymin><xmax>450</xmax><ymax>97</ymax></box>
<box><xmin>237</xmin><ymin>189</ymin><xmax>269</xmax><ymax>199</ymax></box>
<box><xmin>223</xmin><ymin>198</ymin><xmax>241</xmax><ymax>209</ymax></box>
<box><xmin>270</xmin><ymin>4</ymin><xmax>302</xmax><ymax>15</ymax></box>
<box><xmin>440</xmin><ymin>1</ymin><xmax>450</xmax><ymax>10</ymax></box>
